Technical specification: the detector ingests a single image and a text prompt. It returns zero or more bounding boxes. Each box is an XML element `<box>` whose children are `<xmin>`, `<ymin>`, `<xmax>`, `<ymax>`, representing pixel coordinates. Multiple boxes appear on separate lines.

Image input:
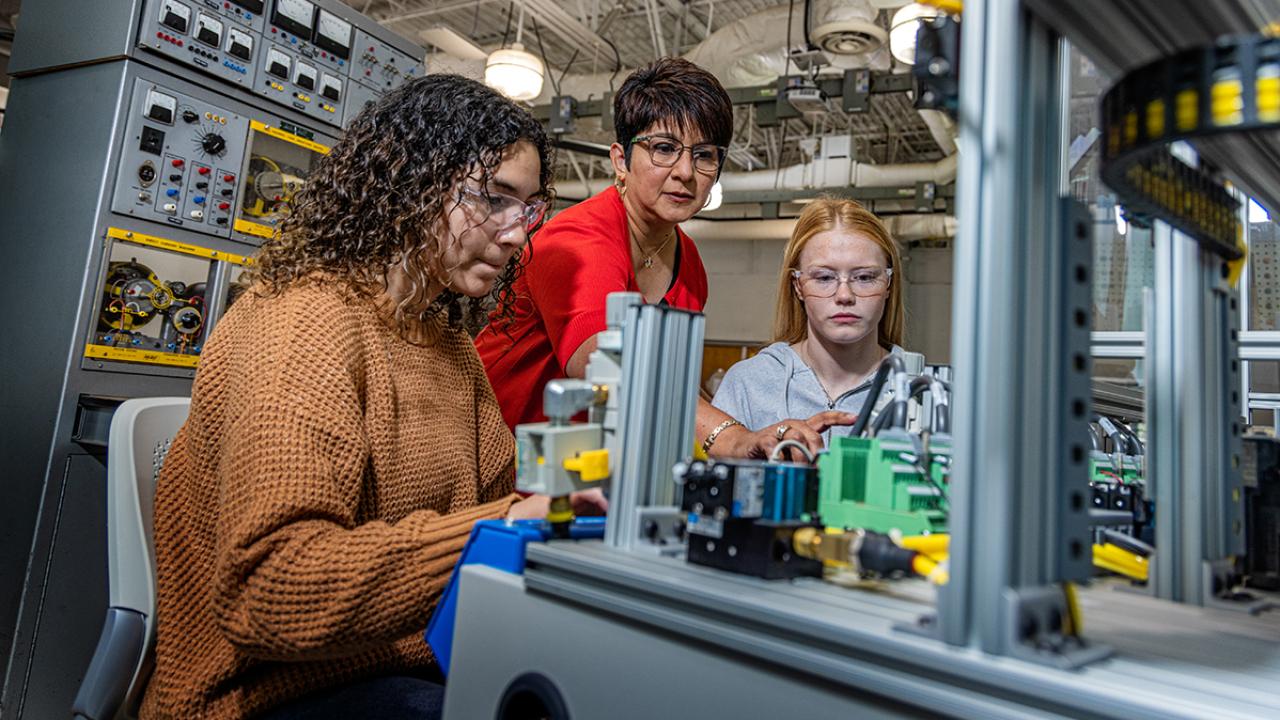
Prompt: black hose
<box><xmin>803</xmin><ymin>0</ymin><xmax>813</xmax><ymax>48</ymax></box>
<box><xmin>858</xmin><ymin>532</ymin><xmax>920</xmax><ymax>576</ymax></box>
<box><xmin>601</xmin><ymin>37</ymin><xmax>623</xmax><ymax>92</ymax></box>
<box><xmin>932</xmin><ymin>404</ymin><xmax>950</xmax><ymax>435</ymax></box>
<box><xmin>850</xmin><ymin>358</ymin><xmax>894</xmax><ymax>437</ymax></box>
<box><xmin>1118</xmin><ymin>423</ymin><xmax>1144</xmax><ymax>455</ymax></box>
<box><xmin>532</xmin><ymin>18</ymin><xmax>560</xmax><ymax>96</ymax></box>
<box><xmin>1087</xmin><ymin>423</ymin><xmax>1101</xmax><ymax>451</ymax></box>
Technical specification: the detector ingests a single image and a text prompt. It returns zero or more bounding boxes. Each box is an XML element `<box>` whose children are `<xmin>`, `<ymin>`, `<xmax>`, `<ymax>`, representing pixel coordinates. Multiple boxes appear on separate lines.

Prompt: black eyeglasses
<box><xmin>631</xmin><ymin>134</ymin><xmax>726</xmax><ymax>175</ymax></box>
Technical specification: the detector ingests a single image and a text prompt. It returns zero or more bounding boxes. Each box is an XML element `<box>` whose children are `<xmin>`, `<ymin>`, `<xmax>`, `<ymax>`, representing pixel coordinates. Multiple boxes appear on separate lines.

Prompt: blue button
<box><xmin>246</xmin><ymin>14</ymin><xmax>252</xmax><ymax>20</ymax></box>
<box><xmin>166</xmin><ymin>188</ymin><xmax>179</xmax><ymax>197</ymax></box>
<box><xmin>338</xmin><ymin>59</ymin><xmax>344</xmax><ymax>66</ymax></box>
<box><xmin>194</xmin><ymin>196</ymin><xmax>206</xmax><ymax>204</ymax></box>
<box><xmin>290</xmin><ymin>37</ymin><xmax>297</xmax><ymax>44</ymax></box>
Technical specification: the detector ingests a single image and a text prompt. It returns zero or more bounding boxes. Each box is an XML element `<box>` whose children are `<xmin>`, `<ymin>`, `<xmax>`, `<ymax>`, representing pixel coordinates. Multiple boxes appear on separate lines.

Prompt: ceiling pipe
<box><xmin>681</xmin><ymin>213</ymin><xmax>957</xmax><ymax>243</ymax></box>
<box><xmin>550</xmin><ymin>152</ymin><xmax>957</xmax><ymax>199</ymax></box>
<box><xmin>917</xmin><ymin>108</ymin><xmax>957</xmax><ymax>156</ymax></box>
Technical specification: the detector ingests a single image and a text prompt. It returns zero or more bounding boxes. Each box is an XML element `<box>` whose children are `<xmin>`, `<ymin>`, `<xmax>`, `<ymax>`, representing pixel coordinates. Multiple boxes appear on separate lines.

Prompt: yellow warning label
<box><xmin>85</xmin><ymin>343</ymin><xmax>201</xmax><ymax>368</ymax></box>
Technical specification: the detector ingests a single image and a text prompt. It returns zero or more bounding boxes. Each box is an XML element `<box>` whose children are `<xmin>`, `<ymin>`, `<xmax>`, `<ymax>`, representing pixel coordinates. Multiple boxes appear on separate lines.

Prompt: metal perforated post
<box><xmin>942</xmin><ymin>0</ymin><xmax>1100</xmax><ymax>664</ymax></box>
<box><xmin>603</xmin><ymin>300</ymin><xmax>704</xmax><ymax>549</ymax></box>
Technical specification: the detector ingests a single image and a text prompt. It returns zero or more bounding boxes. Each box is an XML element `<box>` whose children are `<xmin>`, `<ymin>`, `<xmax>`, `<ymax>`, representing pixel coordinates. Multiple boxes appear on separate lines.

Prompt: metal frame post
<box><xmin>1148</xmin><ymin>220</ymin><xmax>1247</xmax><ymax>605</ymax></box>
<box><xmin>943</xmin><ymin>0</ymin><xmax>1099</xmax><ymax>664</ymax></box>
<box><xmin>606</xmin><ymin>303</ymin><xmax>704</xmax><ymax>549</ymax></box>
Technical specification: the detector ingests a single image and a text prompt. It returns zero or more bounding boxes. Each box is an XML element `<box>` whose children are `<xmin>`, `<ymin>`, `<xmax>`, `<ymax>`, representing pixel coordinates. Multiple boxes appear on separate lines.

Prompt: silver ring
<box><xmin>775</xmin><ymin>424</ymin><xmax>790</xmax><ymax>440</ymax></box>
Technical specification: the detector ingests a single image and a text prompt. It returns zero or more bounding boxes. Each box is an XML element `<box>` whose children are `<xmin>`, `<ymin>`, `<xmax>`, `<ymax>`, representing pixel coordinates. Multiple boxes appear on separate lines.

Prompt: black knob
<box><xmin>201</xmin><ymin>133</ymin><xmax>227</xmax><ymax>156</ymax></box>
<box><xmin>182</xmin><ymin>109</ymin><xmax>199</xmax><ymax>123</ymax></box>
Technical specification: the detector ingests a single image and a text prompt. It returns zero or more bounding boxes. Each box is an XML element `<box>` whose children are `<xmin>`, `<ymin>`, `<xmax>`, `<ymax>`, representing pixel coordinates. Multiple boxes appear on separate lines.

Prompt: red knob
<box><xmin>218</xmin><ymin>202</ymin><xmax>230</xmax><ymax>211</ymax></box>
<box><xmin>223</xmin><ymin>174</ymin><xmax>235</xmax><ymax>182</ymax></box>
<box><xmin>171</xmin><ymin>158</ymin><xmax>184</xmax><ymax>168</ymax></box>
<box><xmin>198</xmin><ymin>166</ymin><xmax>210</xmax><ymax>175</ymax></box>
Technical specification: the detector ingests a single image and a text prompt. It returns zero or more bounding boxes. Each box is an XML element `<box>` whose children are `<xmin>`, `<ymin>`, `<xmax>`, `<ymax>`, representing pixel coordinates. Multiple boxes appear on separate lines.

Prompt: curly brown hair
<box><xmin>248</xmin><ymin>74</ymin><xmax>553</xmax><ymax>334</ymax></box>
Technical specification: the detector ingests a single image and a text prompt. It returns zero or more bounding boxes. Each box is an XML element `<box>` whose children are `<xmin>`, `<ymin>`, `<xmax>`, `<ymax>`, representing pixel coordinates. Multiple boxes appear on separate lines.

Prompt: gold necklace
<box><xmin>633</xmin><ymin>230</ymin><xmax>676</xmax><ymax>270</ymax></box>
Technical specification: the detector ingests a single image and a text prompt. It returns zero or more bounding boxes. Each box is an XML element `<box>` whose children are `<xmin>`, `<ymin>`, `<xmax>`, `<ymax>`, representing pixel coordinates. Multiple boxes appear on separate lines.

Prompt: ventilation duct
<box><xmin>551</xmin><ymin>152</ymin><xmax>957</xmax><ymax>200</ymax></box>
<box><xmin>681</xmin><ymin>213</ymin><xmax>956</xmax><ymax>243</ymax></box>
<box><xmin>683</xmin><ymin>0</ymin><xmax>890</xmax><ymax>88</ymax></box>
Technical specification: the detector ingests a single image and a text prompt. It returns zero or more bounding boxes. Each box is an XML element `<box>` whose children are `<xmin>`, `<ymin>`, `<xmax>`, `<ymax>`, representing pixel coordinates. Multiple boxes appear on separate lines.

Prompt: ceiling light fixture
<box><xmin>889</xmin><ymin>3</ymin><xmax>943</xmax><ymax>66</ymax></box>
<box><xmin>485</xmin><ymin>7</ymin><xmax>544</xmax><ymax>102</ymax></box>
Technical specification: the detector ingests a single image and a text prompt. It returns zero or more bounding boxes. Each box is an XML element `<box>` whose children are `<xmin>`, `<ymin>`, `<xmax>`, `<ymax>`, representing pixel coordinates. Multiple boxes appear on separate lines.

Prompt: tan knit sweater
<box><xmin>139</xmin><ymin>282</ymin><xmax>517</xmax><ymax>720</ymax></box>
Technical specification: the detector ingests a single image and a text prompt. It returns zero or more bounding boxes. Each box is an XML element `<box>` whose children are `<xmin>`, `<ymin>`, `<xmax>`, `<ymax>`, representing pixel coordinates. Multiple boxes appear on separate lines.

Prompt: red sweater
<box><xmin>475</xmin><ymin>186</ymin><xmax>708</xmax><ymax>429</ymax></box>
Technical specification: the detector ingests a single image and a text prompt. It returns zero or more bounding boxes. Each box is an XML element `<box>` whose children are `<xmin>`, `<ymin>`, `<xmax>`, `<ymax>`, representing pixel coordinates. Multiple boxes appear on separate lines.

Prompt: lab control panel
<box><xmin>112</xmin><ymin>78</ymin><xmax>249</xmax><ymax>237</ymax></box>
<box><xmin>137</xmin><ymin>0</ymin><xmax>420</xmax><ymax>128</ymax></box>
<box><xmin>141</xmin><ymin>0</ymin><xmax>265</xmax><ymax>88</ymax></box>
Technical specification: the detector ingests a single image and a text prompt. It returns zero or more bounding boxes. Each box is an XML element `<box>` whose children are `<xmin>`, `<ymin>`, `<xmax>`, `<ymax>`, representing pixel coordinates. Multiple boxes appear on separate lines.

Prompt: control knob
<box><xmin>200</xmin><ymin>132</ymin><xmax>227</xmax><ymax>156</ymax></box>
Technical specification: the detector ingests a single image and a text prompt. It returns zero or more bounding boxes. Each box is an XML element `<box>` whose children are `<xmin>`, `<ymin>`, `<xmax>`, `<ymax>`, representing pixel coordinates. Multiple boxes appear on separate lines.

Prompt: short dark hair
<box><xmin>613</xmin><ymin>57</ymin><xmax>733</xmax><ymax>167</ymax></box>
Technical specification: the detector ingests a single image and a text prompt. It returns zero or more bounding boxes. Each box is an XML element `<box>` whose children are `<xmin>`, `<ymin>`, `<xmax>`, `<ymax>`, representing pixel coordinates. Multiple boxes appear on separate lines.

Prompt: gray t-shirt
<box><xmin>711</xmin><ymin>341</ymin><xmax>903</xmax><ymax>443</ymax></box>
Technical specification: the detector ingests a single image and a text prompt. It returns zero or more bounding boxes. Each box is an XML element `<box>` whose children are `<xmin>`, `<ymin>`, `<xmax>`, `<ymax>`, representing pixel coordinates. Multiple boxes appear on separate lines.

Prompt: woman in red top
<box><xmin>475</xmin><ymin>58</ymin><xmax>851</xmax><ymax>459</ymax></box>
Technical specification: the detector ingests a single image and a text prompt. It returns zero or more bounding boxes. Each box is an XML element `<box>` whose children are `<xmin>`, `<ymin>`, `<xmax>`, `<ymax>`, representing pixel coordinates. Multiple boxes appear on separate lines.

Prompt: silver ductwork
<box><xmin>681</xmin><ymin>213</ymin><xmax>957</xmax><ymax>244</ymax></box>
<box><xmin>551</xmin><ymin>152</ymin><xmax>957</xmax><ymax>200</ymax></box>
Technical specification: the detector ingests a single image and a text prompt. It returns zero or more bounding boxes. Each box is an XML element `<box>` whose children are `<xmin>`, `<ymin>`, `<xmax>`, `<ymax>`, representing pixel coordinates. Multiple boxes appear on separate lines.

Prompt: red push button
<box><xmin>223</xmin><ymin>174</ymin><xmax>235</xmax><ymax>182</ymax></box>
<box><xmin>171</xmin><ymin>158</ymin><xmax>185</xmax><ymax>168</ymax></box>
<box><xmin>218</xmin><ymin>202</ymin><xmax>231</xmax><ymax>211</ymax></box>
<box><xmin>198</xmin><ymin>166</ymin><xmax>211</xmax><ymax>175</ymax></box>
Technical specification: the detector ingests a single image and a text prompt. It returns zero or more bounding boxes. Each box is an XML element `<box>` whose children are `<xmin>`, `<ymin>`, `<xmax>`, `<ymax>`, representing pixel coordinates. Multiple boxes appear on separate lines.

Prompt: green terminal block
<box><xmin>817</xmin><ymin>432</ymin><xmax>948</xmax><ymax>535</ymax></box>
<box><xmin>1089</xmin><ymin>451</ymin><xmax>1141</xmax><ymax>485</ymax></box>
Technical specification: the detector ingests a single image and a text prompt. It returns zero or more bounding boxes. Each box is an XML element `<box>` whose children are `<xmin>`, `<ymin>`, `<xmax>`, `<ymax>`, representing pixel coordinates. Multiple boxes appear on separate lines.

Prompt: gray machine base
<box><xmin>444</xmin><ymin>565</ymin><xmax>939</xmax><ymax>720</ymax></box>
<box><xmin>445</xmin><ymin>542</ymin><xmax>1280</xmax><ymax>720</ymax></box>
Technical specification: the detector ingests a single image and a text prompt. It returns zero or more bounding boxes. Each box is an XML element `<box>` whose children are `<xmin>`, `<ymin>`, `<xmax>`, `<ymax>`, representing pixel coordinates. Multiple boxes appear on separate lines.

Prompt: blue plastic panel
<box><xmin>424</xmin><ymin>517</ymin><xmax>604</xmax><ymax>675</ymax></box>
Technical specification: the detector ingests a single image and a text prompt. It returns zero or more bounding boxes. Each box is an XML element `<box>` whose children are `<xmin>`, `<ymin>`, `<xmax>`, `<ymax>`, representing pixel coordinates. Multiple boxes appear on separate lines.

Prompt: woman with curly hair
<box><xmin>139</xmin><ymin>74</ymin><xmax>596</xmax><ymax>720</ymax></box>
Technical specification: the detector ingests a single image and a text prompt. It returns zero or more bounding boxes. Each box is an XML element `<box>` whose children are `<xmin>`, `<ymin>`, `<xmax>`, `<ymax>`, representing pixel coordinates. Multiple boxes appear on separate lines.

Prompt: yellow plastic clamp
<box><xmin>563</xmin><ymin>449</ymin><xmax>610</xmax><ymax>482</ymax></box>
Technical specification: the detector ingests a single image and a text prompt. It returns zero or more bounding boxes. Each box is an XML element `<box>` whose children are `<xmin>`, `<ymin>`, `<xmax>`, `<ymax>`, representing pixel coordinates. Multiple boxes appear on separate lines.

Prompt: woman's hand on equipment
<box><xmin>506</xmin><ymin>489</ymin><xmax>609</xmax><ymax>521</ymax></box>
<box><xmin>802</xmin><ymin>410</ymin><xmax>857</xmax><ymax>435</ymax></box>
<box><xmin>569</xmin><ymin>487</ymin><xmax>609</xmax><ymax>516</ymax></box>
<box><xmin>713</xmin><ymin>413</ymin><xmax>854</xmax><ymax>463</ymax></box>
